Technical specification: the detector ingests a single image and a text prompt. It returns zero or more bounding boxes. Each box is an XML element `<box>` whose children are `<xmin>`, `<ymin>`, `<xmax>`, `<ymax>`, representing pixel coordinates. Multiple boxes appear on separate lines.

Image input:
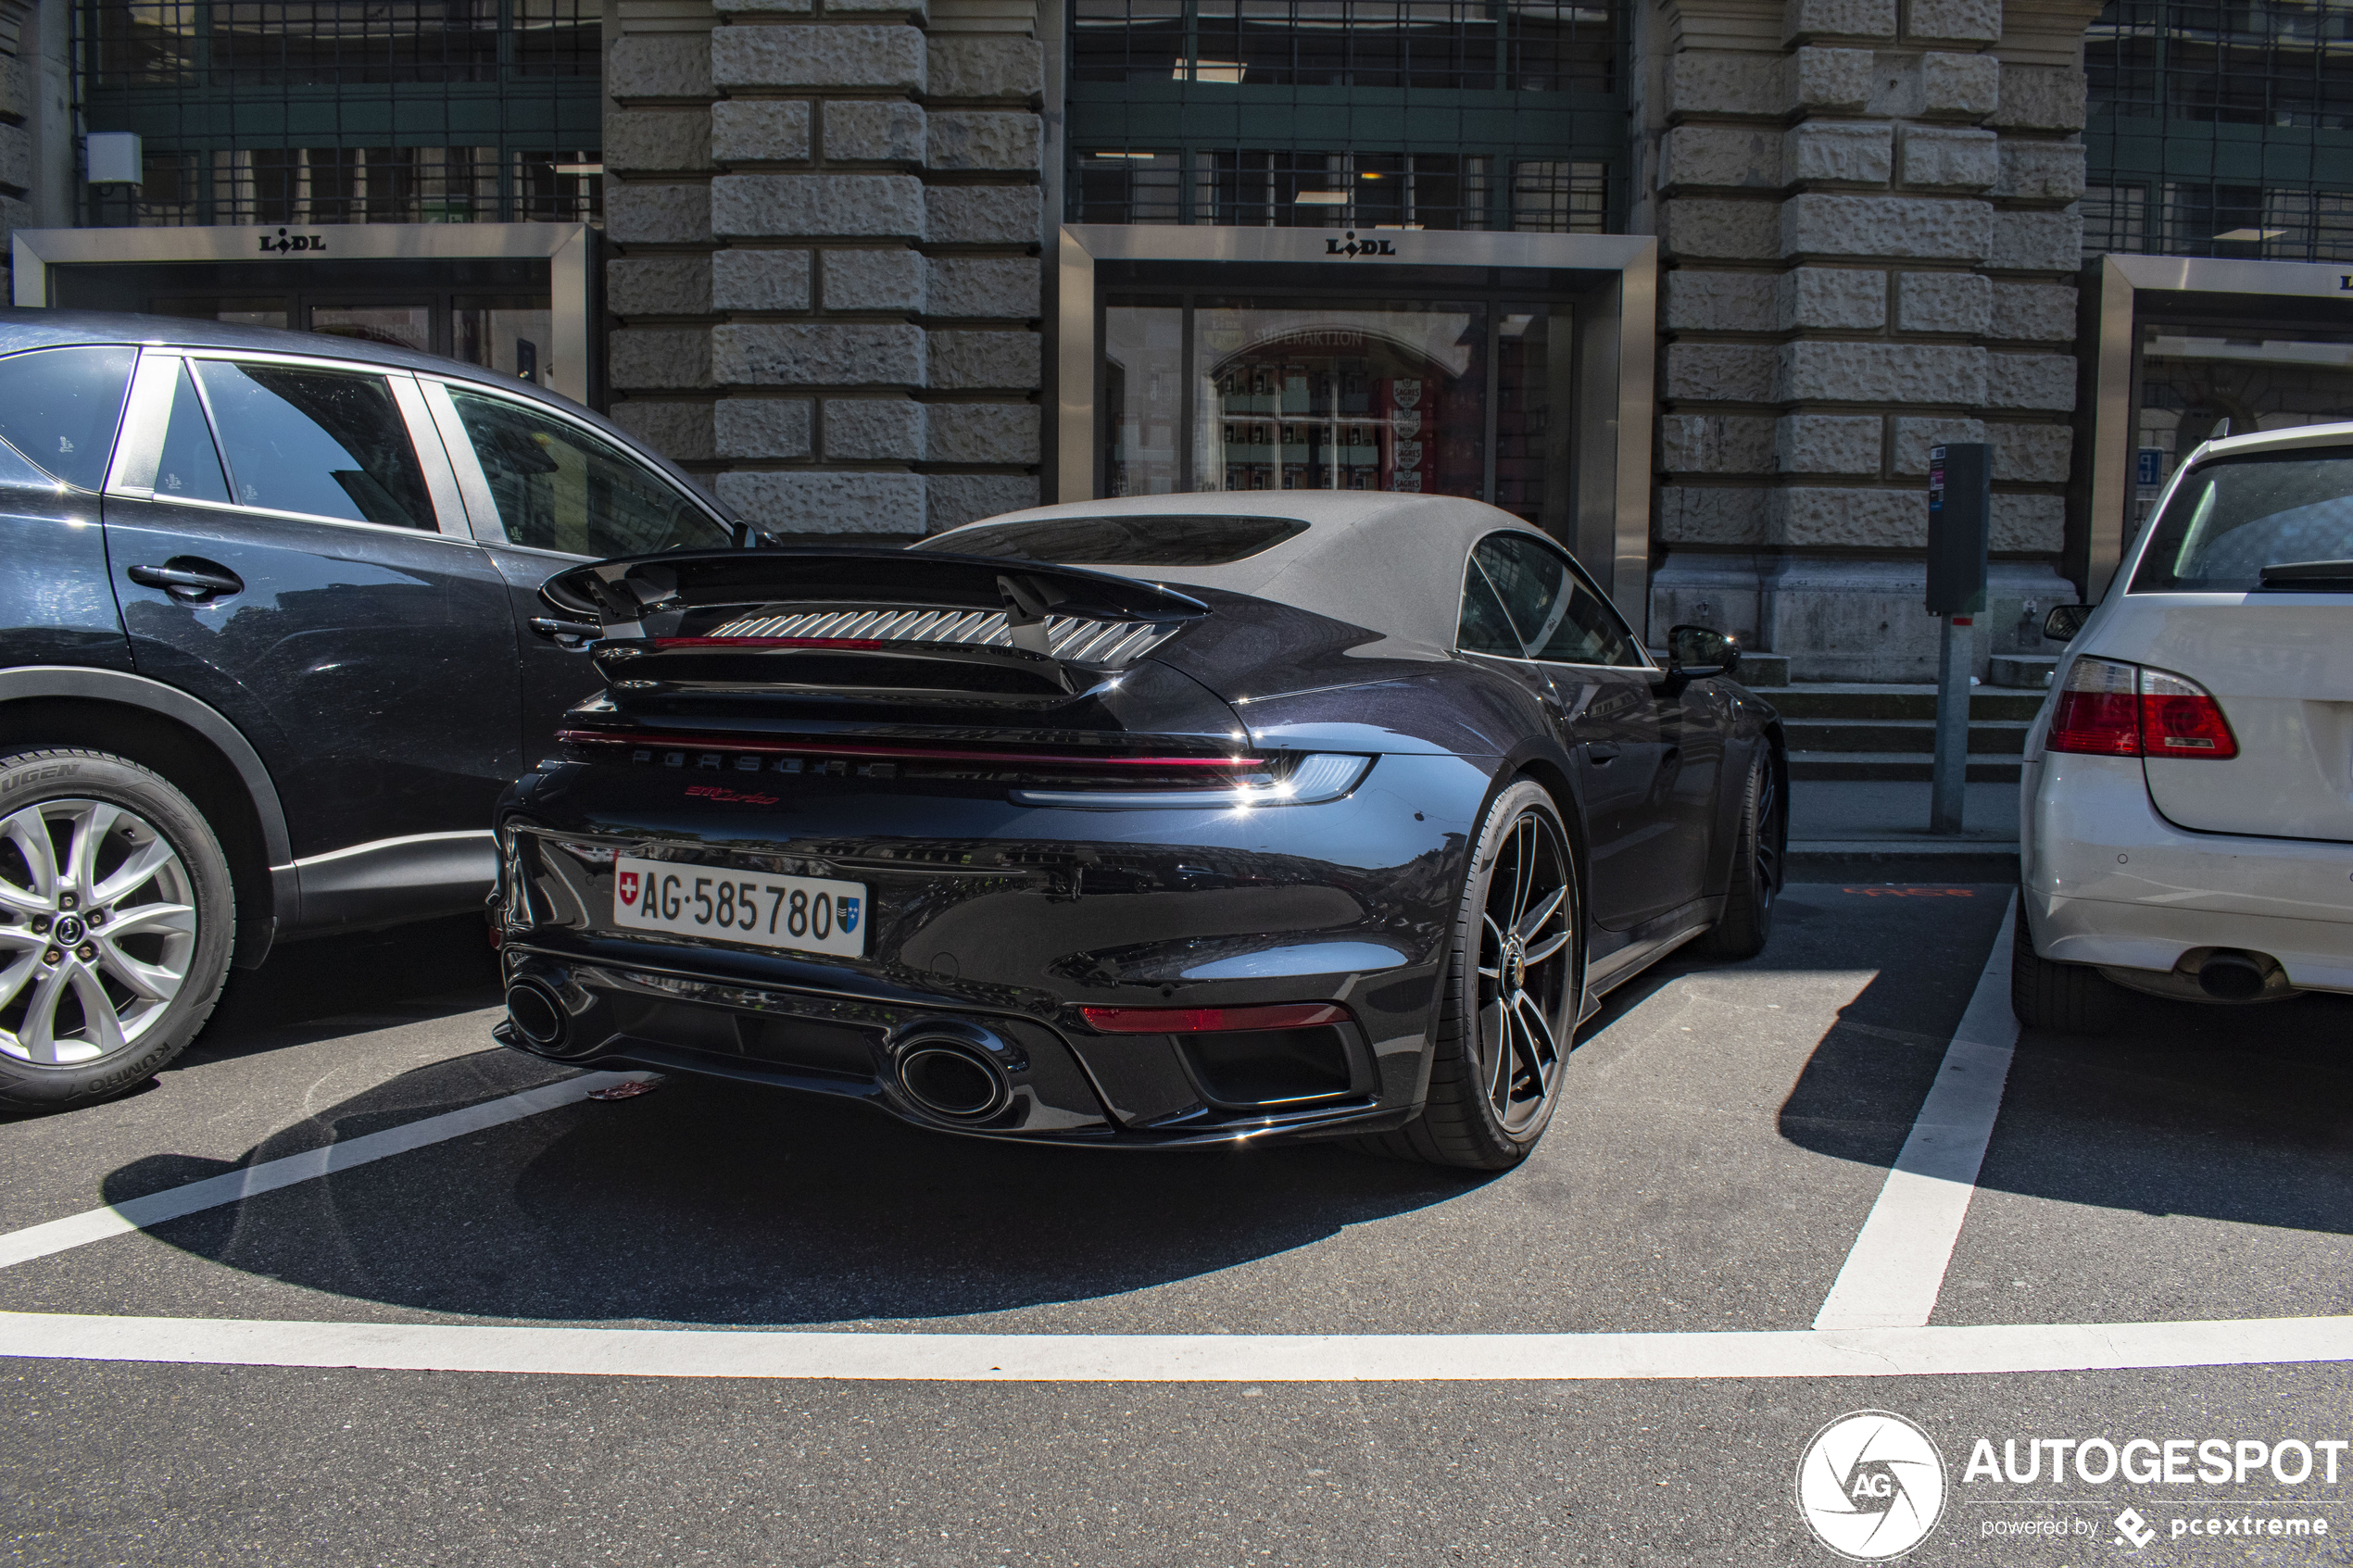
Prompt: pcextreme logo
<box><xmin>1795</xmin><ymin>1411</ymin><xmax>1948</xmax><ymax>1561</ymax></box>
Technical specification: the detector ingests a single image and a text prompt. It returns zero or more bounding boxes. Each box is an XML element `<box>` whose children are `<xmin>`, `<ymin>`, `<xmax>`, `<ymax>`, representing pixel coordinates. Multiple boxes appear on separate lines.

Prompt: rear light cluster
<box><xmin>2046</xmin><ymin>657</ymin><xmax>2238</xmax><ymax>760</ymax></box>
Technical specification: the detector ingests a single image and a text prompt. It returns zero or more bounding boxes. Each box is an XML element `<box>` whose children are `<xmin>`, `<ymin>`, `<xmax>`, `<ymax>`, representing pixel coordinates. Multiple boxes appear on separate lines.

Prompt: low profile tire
<box><xmin>1696</xmin><ymin>747</ymin><xmax>1783</xmax><ymax>960</ymax></box>
<box><xmin>1355</xmin><ymin>778</ymin><xmax>1579</xmax><ymax>1172</ymax></box>
<box><xmin>0</xmin><ymin>749</ymin><xmax>234</xmax><ymax>1110</ymax></box>
<box><xmin>2008</xmin><ymin>898</ymin><xmax>2115</xmax><ymax>1036</ymax></box>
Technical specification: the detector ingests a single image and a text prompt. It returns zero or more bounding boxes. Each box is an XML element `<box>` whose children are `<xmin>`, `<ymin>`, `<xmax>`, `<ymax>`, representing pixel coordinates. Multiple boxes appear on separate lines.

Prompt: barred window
<box><xmin>1510</xmin><ymin>160</ymin><xmax>1605</xmax><ymax>232</ymax></box>
<box><xmin>1072</xmin><ymin>0</ymin><xmax>1613</xmax><ymax>93</ymax></box>
<box><xmin>88</xmin><ymin>0</ymin><xmax>596</xmax><ymax>87</ymax></box>
<box><xmin>85</xmin><ymin>145</ymin><xmax>601</xmax><ymax>227</ymax></box>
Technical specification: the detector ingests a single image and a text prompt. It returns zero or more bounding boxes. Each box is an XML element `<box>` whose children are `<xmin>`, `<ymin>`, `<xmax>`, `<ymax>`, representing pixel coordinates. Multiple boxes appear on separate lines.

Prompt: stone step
<box><xmin>1782</xmin><ymin>717</ymin><xmax>2032</xmax><ymax>755</ymax></box>
<box><xmin>1746</xmin><ymin>683</ymin><xmax>2048</xmax><ymax>721</ymax></box>
<box><xmin>1789</xmin><ymin>750</ymin><xmax>2024</xmax><ymax>783</ymax></box>
<box><xmin>1988</xmin><ymin>654</ymin><xmax>2060</xmax><ymax>690</ymax></box>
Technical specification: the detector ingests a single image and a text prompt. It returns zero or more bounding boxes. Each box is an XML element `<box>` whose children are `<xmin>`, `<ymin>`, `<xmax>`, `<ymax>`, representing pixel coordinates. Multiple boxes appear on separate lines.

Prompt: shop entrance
<box><xmin>1059</xmin><ymin>227</ymin><xmax>1655</xmax><ymax>625</ymax></box>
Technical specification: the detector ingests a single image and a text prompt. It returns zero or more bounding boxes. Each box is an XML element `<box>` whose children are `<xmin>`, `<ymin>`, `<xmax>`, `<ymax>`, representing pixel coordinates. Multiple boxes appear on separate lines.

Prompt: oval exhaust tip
<box><xmin>896</xmin><ymin>1041</ymin><xmax>1008</xmax><ymax>1119</ymax></box>
<box><xmin>506</xmin><ymin>984</ymin><xmax>567</xmax><ymax>1049</ymax></box>
<box><xmin>2196</xmin><ymin>951</ymin><xmax>2270</xmax><ymax>1002</ymax></box>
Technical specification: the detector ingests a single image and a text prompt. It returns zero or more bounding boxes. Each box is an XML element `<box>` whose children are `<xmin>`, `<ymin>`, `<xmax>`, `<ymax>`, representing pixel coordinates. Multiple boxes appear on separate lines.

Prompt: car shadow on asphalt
<box><xmin>182</xmin><ymin>913</ymin><xmax>505</xmax><ymax>1064</ymax></box>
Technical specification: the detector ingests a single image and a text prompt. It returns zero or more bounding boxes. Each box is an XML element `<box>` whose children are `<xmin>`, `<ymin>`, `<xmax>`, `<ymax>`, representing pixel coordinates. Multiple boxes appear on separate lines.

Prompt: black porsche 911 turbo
<box><xmin>488</xmin><ymin>494</ymin><xmax>1786</xmax><ymax>1169</ymax></box>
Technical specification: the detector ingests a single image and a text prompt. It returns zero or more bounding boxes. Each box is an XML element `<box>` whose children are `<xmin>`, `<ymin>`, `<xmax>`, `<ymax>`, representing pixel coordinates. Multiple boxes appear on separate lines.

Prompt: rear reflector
<box><xmin>1080</xmin><ymin>1002</ymin><xmax>1350</xmax><ymax>1035</ymax></box>
<box><xmin>2046</xmin><ymin>656</ymin><xmax>2238</xmax><ymax>759</ymax></box>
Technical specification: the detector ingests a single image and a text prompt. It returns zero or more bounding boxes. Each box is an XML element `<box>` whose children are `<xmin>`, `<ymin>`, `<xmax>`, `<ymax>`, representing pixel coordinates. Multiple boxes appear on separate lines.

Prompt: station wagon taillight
<box><xmin>2046</xmin><ymin>657</ymin><xmax>2238</xmax><ymax>760</ymax></box>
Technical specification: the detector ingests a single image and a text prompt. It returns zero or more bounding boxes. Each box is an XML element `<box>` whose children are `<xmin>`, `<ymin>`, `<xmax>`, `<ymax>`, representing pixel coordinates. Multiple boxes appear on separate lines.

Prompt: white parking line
<box><xmin>1813</xmin><ymin>893</ymin><xmax>2020</xmax><ymax>1331</ymax></box>
<box><xmin>0</xmin><ymin>1071</ymin><xmax>651</xmax><ymax>1273</ymax></box>
<box><xmin>4</xmin><ymin>1310</ymin><xmax>2349</xmax><ymax>1382</ymax></box>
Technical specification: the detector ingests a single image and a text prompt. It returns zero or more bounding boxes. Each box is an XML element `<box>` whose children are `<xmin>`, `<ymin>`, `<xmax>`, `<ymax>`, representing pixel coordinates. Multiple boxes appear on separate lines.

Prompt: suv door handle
<box><xmin>530</xmin><ymin>616</ymin><xmax>602</xmax><ymax>644</ymax></box>
<box><xmin>128</xmin><ymin>562</ymin><xmax>244</xmax><ymax>601</ymax></box>
<box><xmin>1586</xmin><ymin>743</ymin><xmax>1621</xmax><ymax>764</ymax></box>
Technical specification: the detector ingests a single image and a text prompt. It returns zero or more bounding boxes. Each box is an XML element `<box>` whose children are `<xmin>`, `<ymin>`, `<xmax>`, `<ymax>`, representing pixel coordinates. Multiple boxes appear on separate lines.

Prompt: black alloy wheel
<box><xmin>1357</xmin><ymin>778</ymin><xmax>1579</xmax><ymax>1170</ymax></box>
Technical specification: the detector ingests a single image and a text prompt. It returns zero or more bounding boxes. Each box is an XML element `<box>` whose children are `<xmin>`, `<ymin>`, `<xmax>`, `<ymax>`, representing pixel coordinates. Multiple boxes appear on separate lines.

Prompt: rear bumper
<box><xmin>2021</xmin><ymin>755</ymin><xmax>2353</xmax><ymax>992</ymax></box>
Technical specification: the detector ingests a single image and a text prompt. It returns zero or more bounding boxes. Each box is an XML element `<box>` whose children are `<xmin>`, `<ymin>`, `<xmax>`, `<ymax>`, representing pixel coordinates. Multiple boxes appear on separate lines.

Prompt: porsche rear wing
<box><xmin>540</xmin><ymin>547</ymin><xmax>1212</xmax><ymax>697</ymax></box>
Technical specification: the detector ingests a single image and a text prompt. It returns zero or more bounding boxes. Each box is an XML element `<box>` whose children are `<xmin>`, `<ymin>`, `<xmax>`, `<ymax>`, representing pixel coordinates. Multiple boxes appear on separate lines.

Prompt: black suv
<box><xmin>0</xmin><ymin>311</ymin><xmax>740</xmax><ymax>1109</ymax></box>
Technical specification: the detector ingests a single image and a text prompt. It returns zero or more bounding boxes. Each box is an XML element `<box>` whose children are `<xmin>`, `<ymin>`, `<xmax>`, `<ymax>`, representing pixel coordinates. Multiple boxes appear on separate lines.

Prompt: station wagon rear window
<box><xmin>920</xmin><ymin>514</ymin><xmax>1308</xmax><ymax>566</ymax></box>
<box><xmin>2133</xmin><ymin>447</ymin><xmax>2353</xmax><ymax>592</ymax></box>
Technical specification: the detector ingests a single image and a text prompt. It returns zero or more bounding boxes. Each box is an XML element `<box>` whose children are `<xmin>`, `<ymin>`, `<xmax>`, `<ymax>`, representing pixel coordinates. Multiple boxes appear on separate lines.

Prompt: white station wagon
<box><xmin>2017</xmin><ymin>420</ymin><xmax>2353</xmax><ymax>1032</ymax></box>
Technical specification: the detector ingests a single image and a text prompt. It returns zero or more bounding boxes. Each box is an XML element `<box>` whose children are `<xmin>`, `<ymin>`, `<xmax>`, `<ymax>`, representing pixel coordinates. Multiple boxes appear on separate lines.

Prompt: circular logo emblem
<box><xmin>51</xmin><ymin>914</ymin><xmax>85</xmax><ymax>947</ymax></box>
<box><xmin>1794</xmin><ymin>1410</ymin><xmax>1946</xmax><ymax>1561</ymax></box>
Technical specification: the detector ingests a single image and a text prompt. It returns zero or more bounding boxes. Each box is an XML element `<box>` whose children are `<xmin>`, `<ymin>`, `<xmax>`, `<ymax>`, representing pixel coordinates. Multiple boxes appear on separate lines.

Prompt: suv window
<box><xmin>0</xmin><ymin>345</ymin><xmax>136</xmax><ymax>491</ymax></box>
<box><xmin>155</xmin><ymin>361</ymin><xmax>232</xmax><ymax>505</ymax></box>
<box><xmin>447</xmin><ymin>388</ymin><xmax>730</xmax><ymax>557</ymax></box>
<box><xmin>1471</xmin><ymin>533</ymin><xmax>1642</xmax><ymax>668</ymax></box>
<box><xmin>193</xmin><ymin>360</ymin><xmax>436</xmax><ymax>529</ymax></box>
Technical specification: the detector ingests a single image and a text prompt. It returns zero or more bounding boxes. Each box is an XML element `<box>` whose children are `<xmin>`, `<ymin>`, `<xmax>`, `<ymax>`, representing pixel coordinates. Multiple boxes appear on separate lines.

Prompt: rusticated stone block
<box><xmin>1991</xmin><ymin>208</ymin><xmax>2082</xmax><ymax>271</ymax></box>
<box><xmin>1894</xmin><ymin>270</ymin><xmax>1990</xmax><ymax>333</ymax></box>
<box><xmin>608</xmin><ymin>257</ymin><xmax>712</xmax><ymax>317</ymax></box>
<box><xmin>605</xmin><ymin>182</ymin><xmax>712</xmax><ymax>244</ymax></box>
<box><xmin>714</xmin><ymin>0</ymin><xmax>812</xmax><ymax>11</ymax></box>
<box><xmin>1906</xmin><ymin>0</ymin><xmax>2000</xmax><ymax>43</ymax></box>
<box><xmin>1781</xmin><ymin>193</ymin><xmax>1992</xmax><ymax>260</ymax></box>
<box><xmin>609</xmin><ymin>400</ymin><xmax>716</xmax><ymax>462</ymax></box>
<box><xmin>925</xmin><ymin>184</ymin><xmax>1041</xmax><ymax>245</ymax></box>
<box><xmin>1663</xmin><ymin>52</ymin><xmax>1787</xmax><ymax>119</ymax></box>
<box><xmin>1985</xmin><ymin>352</ymin><xmax>2077</xmax><ymax>410</ymax></box>
<box><xmin>1665</xmin><ymin>126</ymin><xmax>1781</xmax><ymax>190</ymax></box>
<box><xmin>927</xmin><ymin>36</ymin><xmax>1044</xmax><ymax>99</ymax></box>
<box><xmin>714</xmin><ymin>398</ymin><xmax>813</xmax><ymax>459</ymax></box>
<box><xmin>1776</xmin><ymin>413</ymin><xmax>1882</xmax><ymax>474</ymax></box>
<box><xmin>1991</xmin><ymin>281</ymin><xmax>2077</xmax><ymax>341</ymax></box>
<box><xmin>1661</xmin><ymin>198</ymin><xmax>1780</xmax><ymax>261</ymax></box>
<box><xmin>1898</xmin><ymin>126</ymin><xmax>1997</xmax><ymax>189</ymax></box>
<box><xmin>0</xmin><ymin>56</ymin><xmax>29</xmax><ymax>121</ymax></box>
<box><xmin>605</xmin><ymin>110</ymin><xmax>711</xmax><ymax>173</ymax></box>
<box><xmin>1782</xmin><ymin>121</ymin><xmax>1893</xmax><ymax>184</ymax></box>
<box><xmin>1656</xmin><ymin>487</ymin><xmax>1768</xmax><ymax>546</ymax></box>
<box><xmin>1891</xmin><ymin>416</ymin><xmax>1984</xmax><ymax>475</ymax></box>
<box><xmin>1993</xmin><ymin>140</ymin><xmax>2086</xmax><ymax>202</ymax></box>
<box><xmin>824</xmin><ymin>249</ymin><xmax>925</xmax><ymax>311</ymax></box>
<box><xmin>824</xmin><ymin>397</ymin><xmax>925</xmax><ymax>460</ymax></box>
<box><xmin>1768</xmin><ymin>487</ymin><xmax>1926</xmax><ymax>547</ymax></box>
<box><xmin>1992</xmin><ymin>492</ymin><xmax>2064</xmax><ymax>552</ymax></box>
<box><xmin>711</xmin><ymin>249</ymin><xmax>812</xmax><ymax>311</ymax></box>
<box><xmin>926</xmin><ymin>111</ymin><xmax>1042</xmax><ymax>173</ymax></box>
<box><xmin>1665</xmin><ymin>344</ymin><xmax>1777</xmax><ymax>403</ymax></box>
<box><xmin>1988</xmin><ymin>422</ymin><xmax>2073</xmax><ymax>482</ymax></box>
<box><xmin>608</xmin><ymin>33</ymin><xmax>711</xmax><ymax>99</ymax></box>
<box><xmin>609</xmin><ymin>327</ymin><xmax>713</xmax><ymax>390</ymax></box>
<box><xmin>1665</xmin><ymin>270</ymin><xmax>1777</xmax><ymax>332</ymax></box>
<box><xmin>928</xmin><ymin>331</ymin><xmax>1041</xmax><ymax>391</ymax></box>
<box><xmin>1777</xmin><ymin>267</ymin><xmax>1887</xmax><ymax>330</ymax></box>
<box><xmin>1921</xmin><ymin>52</ymin><xmax>1999</xmax><ymax>117</ymax></box>
<box><xmin>711</xmin><ymin>26</ymin><xmax>924</xmax><ymax>91</ymax></box>
<box><xmin>1659</xmin><ymin>414</ymin><xmax>1776</xmax><ymax>474</ymax></box>
<box><xmin>711</xmin><ymin>322</ymin><xmax>925</xmax><ymax>386</ymax></box>
<box><xmin>1778</xmin><ymin>340</ymin><xmax>1987</xmax><ymax>403</ymax></box>
<box><xmin>928</xmin><ymin>403</ymin><xmax>1040</xmax><ymax>464</ymax></box>
<box><xmin>1782</xmin><ymin>0</ymin><xmax>1894</xmax><ymax>41</ymax></box>
<box><xmin>1787</xmin><ymin>46</ymin><xmax>1873</xmax><ymax>111</ymax></box>
<box><xmin>1989</xmin><ymin>65</ymin><xmax>2086</xmax><ymax>131</ymax></box>
<box><xmin>715</xmin><ymin>470</ymin><xmax>927</xmax><ymax>534</ymax></box>
<box><xmin>711</xmin><ymin>101</ymin><xmax>811</xmax><ymax>163</ymax></box>
<box><xmin>711</xmin><ymin>174</ymin><xmax>924</xmax><ymax>239</ymax></box>
<box><xmin>929</xmin><ymin>257</ymin><xmax>1039</xmax><ymax>320</ymax></box>
<box><xmin>828</xmin><ymin>0</ymin><xmax>925</xmax><ymax>14</ymax></box>
<box><xmin>824</xmin><ymin>101</ymin><xmax>925</xmax><ymax>163</ymax></box>
<box><xmin>927</xmin><ymin>474</ymin><xmax>1039</xmax><ymax>533</ymax></box>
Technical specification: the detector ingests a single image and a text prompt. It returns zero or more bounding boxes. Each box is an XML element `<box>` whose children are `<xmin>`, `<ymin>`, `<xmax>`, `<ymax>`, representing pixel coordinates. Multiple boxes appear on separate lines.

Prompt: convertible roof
<box><xmin>929</xmin><ymin>492</ymin><xmax>1554</xmax><ymax>654</ymax></box>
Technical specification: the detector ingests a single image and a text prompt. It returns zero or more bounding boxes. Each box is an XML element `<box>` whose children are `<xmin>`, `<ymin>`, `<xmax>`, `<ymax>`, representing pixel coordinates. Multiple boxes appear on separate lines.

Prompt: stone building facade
<box><xmin>601</xmin><ymin>0</ymin><xmax>1049</xmax><ymax>543</ymax></box>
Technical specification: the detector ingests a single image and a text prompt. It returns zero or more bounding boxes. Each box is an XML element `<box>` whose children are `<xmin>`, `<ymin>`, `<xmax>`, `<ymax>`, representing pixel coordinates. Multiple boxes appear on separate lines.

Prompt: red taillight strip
<box><xmin>648</xmin><ymin>636</ymin><xmax>887</xmax><ymax>651</ymax></box>
<box><xmin>1080</xmin><ymin>1002</ymin><xmax>1350</xmax><ymax>1035</ymax></box>
<box><xmin>555</xmin><ymin>728</ymin><xmax>1264</xmax><ymax>770</ymax></box>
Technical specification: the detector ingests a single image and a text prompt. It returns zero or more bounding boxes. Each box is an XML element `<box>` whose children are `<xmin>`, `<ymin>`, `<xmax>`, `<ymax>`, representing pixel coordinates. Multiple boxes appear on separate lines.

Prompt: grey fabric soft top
<box><xmin>926</xmin><ymin>492</ymin><xmax>1552</xmax><ymax>656</ymax></box>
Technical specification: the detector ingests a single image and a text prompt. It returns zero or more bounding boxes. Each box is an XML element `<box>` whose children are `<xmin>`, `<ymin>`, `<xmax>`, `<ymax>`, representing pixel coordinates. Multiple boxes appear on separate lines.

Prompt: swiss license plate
<box><xmin>611</xmin><ymin>857</ymin><xmax>867</xmax><ymax>959</ymax></box>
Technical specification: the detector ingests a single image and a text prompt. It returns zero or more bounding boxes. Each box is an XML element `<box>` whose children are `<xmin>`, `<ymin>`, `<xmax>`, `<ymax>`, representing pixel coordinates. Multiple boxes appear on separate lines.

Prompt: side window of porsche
<box><xmin>1458</xmin><ymin>555</ymin><xmax>1525</xmax><ymax>656</ymax></box>
<box><xmin>1473</xmin><ymin>534</ymin><xmax>1642</xmax><ymax>669</ymax></box>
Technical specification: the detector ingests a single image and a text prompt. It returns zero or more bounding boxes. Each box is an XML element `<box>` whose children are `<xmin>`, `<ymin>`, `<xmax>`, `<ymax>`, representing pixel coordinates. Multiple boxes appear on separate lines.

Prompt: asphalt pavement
<box><xmin>3</xmin><ymin>882</ymin><xmax>2348</xmax><ymax>1566</ymax></box>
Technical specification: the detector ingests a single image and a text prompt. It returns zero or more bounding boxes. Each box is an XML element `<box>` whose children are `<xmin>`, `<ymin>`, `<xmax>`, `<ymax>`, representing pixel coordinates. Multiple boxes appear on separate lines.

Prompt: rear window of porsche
<box><xmin>2132</xmin><ymin>447</ymin><xmax>2353</xmax><ymax>592</ymax></box>
<box><xmin>919</xmin><ymin>514</ymin><xmax>1307</xmax><ymax>566</ymax></box>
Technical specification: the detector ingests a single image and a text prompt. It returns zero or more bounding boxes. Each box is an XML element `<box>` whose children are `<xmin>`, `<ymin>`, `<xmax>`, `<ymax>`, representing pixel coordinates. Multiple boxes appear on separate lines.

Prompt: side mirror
<box><xmin>2042</xmin><ymin>604</ymin><xmax>2093</xmax><ymax>644</ymax></box>
<box><xmin>1666</xmin><ymin>623</ymin><xmax>1740</xmax><ymax>680</ymax></box>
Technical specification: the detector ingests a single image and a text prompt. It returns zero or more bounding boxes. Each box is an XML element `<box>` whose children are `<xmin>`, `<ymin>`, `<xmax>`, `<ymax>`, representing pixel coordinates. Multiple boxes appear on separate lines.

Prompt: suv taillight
<box><xmin>2046</xmin><ymin>657</ymin><xmax>2238</xmax><ymax>760</ymax></box>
